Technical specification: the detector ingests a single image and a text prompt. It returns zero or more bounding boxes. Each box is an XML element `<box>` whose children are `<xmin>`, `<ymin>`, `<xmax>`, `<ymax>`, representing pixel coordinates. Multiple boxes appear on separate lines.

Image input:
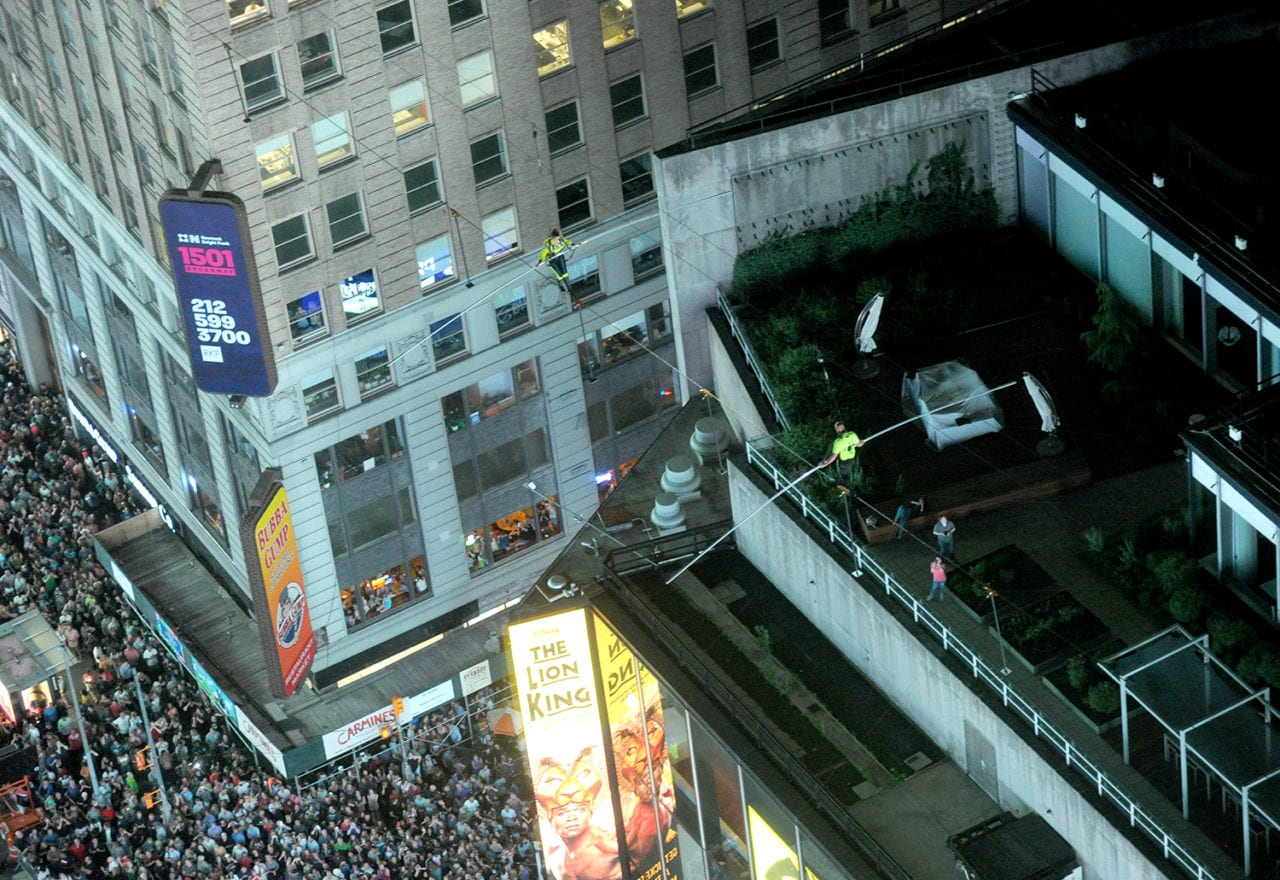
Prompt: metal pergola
<box><xmin>1102</xmin><ymin>626</ymin><xmax>1280</xmax><ymax>876</ymax></box>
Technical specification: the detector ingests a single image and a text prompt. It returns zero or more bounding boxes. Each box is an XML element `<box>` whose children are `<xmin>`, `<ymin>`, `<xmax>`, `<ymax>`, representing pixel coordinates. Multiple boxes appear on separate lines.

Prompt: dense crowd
<box><xmin>0</xmin><ymin>343</ymin><xmax>540</xmax><ymax>880</ymax></box>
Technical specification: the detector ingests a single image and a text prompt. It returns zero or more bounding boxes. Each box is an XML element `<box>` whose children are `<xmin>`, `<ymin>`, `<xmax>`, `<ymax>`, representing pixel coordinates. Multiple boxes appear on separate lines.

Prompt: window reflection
<box><xmin>533</xmin><ymin>21</ymin><xmax>570</xmax><ymax>77</ymax></box>
<box><xmin>600</xmin><ymin>0</ymin><xmax>635</xmax><ymax>48</ymax></box>
<box><xmin>340</xmin><ymin>555</ymin><xmax>429</xmax><ymax>630</ymax></box>
<box><xmin>315</xmin><ymin>420</ymin><xmax>403</xmax><ymax>485</ymax></box>
<box><xmin>441</xmin><ymin>360</ymin><xmax>539</xmax><ymax>431</ymax></box>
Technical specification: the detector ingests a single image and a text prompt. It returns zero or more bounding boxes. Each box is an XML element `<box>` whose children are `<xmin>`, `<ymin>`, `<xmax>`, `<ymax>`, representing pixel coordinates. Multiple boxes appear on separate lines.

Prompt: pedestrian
<box><xmin>819</xmin><ymin>420</ymin><xmax>865</xmax><ymax>492</ymax></box>
<box><xmin>933</xmin><ymin>514</ymin><xmax>956</xmax><ymax>559</ymax></box>
<box><xmin>894</xmin><ymin>497</ymin><xmax>923</xmax><ymax>540</ymax></box>
<box><xmin>928</xmin><ymin>557</ymin><xmax>947</xmax><ymax>602</ymax></box>
<box><xmin>534</xmin><ymin>228</ymin><xmax>576</xmax><ymax>292</ymax></box>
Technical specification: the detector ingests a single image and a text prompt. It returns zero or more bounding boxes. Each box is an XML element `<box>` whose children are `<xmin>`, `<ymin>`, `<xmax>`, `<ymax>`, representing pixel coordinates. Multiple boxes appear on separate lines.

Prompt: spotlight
<box><xmin>228</xmin><ymin>395</ymin><xmax>246</xmax><ymax>409</ymax></box>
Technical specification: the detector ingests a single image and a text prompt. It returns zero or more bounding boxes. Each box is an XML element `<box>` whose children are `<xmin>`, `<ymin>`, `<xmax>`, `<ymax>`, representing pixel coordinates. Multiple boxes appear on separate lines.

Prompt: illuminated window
<box><xmin>747</xmin><ymin>18</ymin><xmax>780</xmax><ymax>70</ymax></box>
<box><xmin>555</xmin><ymin>178</ymin><xmax>591</xmax><ymax>230</ymax></box>
<box><xmin>630</xmin><ymin>227</ymin><xmax>662</xmax><ymax>277</ymax></box>
<box><xmin>256</xmin><ymin>133</ymin><xmax>298</xmax><ymax>190</ymax></box>
<box><xmin>271</xmin><ymin>214</ymin><xmax>313</xmax><ymax>268</ymax></box>
<box><xmin>340</xmin><ymin>269</ymin><xmax>380</xmax><ymax>322</ymax></box>
<box><xmin>377</xmin><ymin>0</ymin><xmax>416</xmax><ymax>55</ymax></box>
<box><xmin>817</xmin><ymin>0</ymin><xmax>853</xmax><ymax>44</ymax></box>
<box><xmin>599</xmin><ymin>0</ymin><xmax>635</xmax><ymax>48</ymax></box>
<box><xmin>431</xmin><ymin>314</ymin><xmax>466</xmax><ymax>363</ymax></box>
<box><xmin>482</xmin><ymin>207</ymin><xmax>518</xmax><ymax>261</ymax></box>
<box><xmin>226</xmin><ymin>0</ymin><xmax>269</xmax><ymax>27</ymax></box>
<box><xmin>340</xmin><ymin>553</ymin><xmax>427</xmax><ymax>630</ymax></box>
<box><xmin>318</xmin><ymin>421</ymin><xmax>404</xmax><ymax>484</ymax></box>
<box><xmin>602</xmin><ymin>310</ymin><xmax>647</xmax><ymax>365</ymax></box>
<box><xmin>674</xmin><ymin>0</ymin><xmax>708</xmax><ymax>17</ymax></box>
<box><xmin>682</xmin><ymin>44</ymin><xmax>717</xmax><ymax>95</ymax></box>
<box><xmin>494</xmin><ymin>286</ymin><xmax>529</xmax><ymax>337</ymax></box>
<box><xmin>458</xmin><ymin>51</ymin><xmax>496</xmax><ymax>105</ymax></box>
<box><xmin>447</xmin><ymin>0</ymin><xmax>483</xmax><ymax>27</ymax></box>
<box><xmin>610</xmin><ymin>74</ymin><xmax>644</xmax><ymax>127</ymax></box>
<box><xmin>389</xmin><ymin>80</ymin><xmax>430</xmax><ymax>136</ymax></box>
<box><xmin>313</xmin><ymin>112</ymin><xmax>354</xmax><ymax>167</ymax></box>
<box><xmin>405</xmin><ymin>160</ymin><xmax>442</xmax><ymax>213</ymax></box>
<box><xmin>533</xmin><ymin>21</ymin><xmax>570</xmax><ymax>77</ymax></box>
<box><xmin>298</xmin><ymin>32</ymin><xmax>340</xmax><ymax>90</ymax></box>
<box><xmin>869</xmin><ymin>0</ymin><xmax>899</xmax><ymax>19</ymax></box>
<box><xmin>240</xmin><ymin>53</ymin><xmax>283</xmax><ymax>111</ymax></box>
<box><xmin>620</xmin><ymin>154</ymin><xmax>653</xmax><ymax>205</ymax></box>
<box><xmin>302</xmin><ymin>369</ymin><xmax>339</xmax><ymax>420</ymax></box>
<box><xmin>545</xmin><ymin>101</ymin><xmax>580</xmax><ymax>154</ymax></box>
<box><xmin>417</xmin><ymin>236</ymin><xmax>455</xmax><ymax>289</ymax></box>
<box><xmin>355</xmin><ymin>345</ymin><xmax>393</xmax><ymax>398</ymax></box>
<box><xmin>287</xmin><ymin>291</ymin><xmax>326</xmax><ymax>342</ymax></box>
<box><xmin>326</xmin><ymin>192</ymin><xmax>368</xmax><ymax>247</ymax></box>
<box><xmin>471</xmin><ymin>132</ymin><xmax>507</xmax><ymax>185</ymax></box>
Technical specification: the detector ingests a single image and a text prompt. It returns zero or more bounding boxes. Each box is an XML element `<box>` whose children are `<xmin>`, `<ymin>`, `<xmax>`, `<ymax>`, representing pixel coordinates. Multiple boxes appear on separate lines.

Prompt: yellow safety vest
<box><xmin>832</xmin><ymin>431</ymin><xmax>861</xmax><ymax>461</ymax></box>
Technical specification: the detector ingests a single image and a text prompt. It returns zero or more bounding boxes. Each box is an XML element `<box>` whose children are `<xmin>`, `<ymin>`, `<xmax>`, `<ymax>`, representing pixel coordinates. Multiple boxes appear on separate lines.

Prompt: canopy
<box><xmin>901</xmin><ymin>362</ymin><xmax>1005</xmax><ymax>450</ymax></box>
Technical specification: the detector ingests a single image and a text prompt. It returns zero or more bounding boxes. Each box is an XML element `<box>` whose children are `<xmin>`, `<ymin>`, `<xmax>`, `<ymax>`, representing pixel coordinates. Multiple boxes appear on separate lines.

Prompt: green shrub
<box><xmin>1081</xmin><ymin>526</ymin><xmax>1106</xmax><ymax>557</ymax></box>
<box><xmin>1208</xmin><ymin>613</ymin><xmax>1257</xmax><ymax>658</ymax></box>
<box><xmin>733</xmin><ymin>232</ymin><xmax>827</xmax><ymax>307</ymax></box>
<box><xmin>1085</xmin><ymin>681</ymin><xmax>1120</xmax><ymax>716</ymax></box>
<box><xmin>1168</xmin><ymin>586</ymin><xmax>1205</xmax><ymax>626</ymax></box>
<box><xmin>1146</xmin><ymin>550</ymin><xmax>1199</xmax><ymax>596</ymax></box>
<box><xmin>753</xmin><ymin>624</ymin><xmax>772</xmax><ymax>655</ymax></box>
<box><xmin>1237</xmin><ymin>644</ymin><xmax>1280</xmax><ymax>690</ymax></box>
<box><xmin>1066</xmin><ymin>655</ymin><xmax>1089</xmax><ymax>691</ymax></box>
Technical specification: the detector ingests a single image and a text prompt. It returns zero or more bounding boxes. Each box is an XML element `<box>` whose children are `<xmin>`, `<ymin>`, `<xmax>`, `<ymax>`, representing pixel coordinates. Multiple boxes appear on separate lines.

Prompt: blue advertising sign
<box><xmin>159</xmin><ymin>191</ymin><xmax>276</xmax><ymax>396</ymax></box>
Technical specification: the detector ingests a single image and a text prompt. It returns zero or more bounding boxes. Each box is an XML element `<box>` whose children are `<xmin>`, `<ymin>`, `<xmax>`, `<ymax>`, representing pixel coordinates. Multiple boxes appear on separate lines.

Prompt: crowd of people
<box><xmin>0</xmin><ymin>342</ymin><xmax>541</xmax><ymax>880</ymax></box>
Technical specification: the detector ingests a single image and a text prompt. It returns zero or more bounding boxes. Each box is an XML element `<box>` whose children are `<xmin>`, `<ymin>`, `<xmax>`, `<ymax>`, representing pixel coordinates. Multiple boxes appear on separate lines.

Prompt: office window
<box><xmin>747</xmin><ymin>18</ymin><xmax>780</xmax><ymax>70</ymax></box>
<box><xmin>482</xmin><ymin>208</ymin><xmax>518</xmax><ymax>261</ymax></box>
<box><xmin>416</xmin><ymin>236</ymin><xmax>454</xmax><ymax>289</ymax></box>
<box><xmin>389</xmin><ymin>80</ymin><xmax>430</xmax><ymax>136</ymax></box>
<box><xmin>288</xmin><ymin>291</ymin><xmax>326</xmax><ymax>342</ymax></box>
<box><xmin>240</xmin><ymin>53</ymin><xmax>283</xmax><ymax>112</ymax></box>
<box><xmin>683</xmin><ymin>44</ymin><xmax>717</xmax><ymax>95</ymax></box>
<box><xmin>620</xmin><ymin>154</ymin><xmax>653</xmax><ymax>205</ymax></box>
<box><xmin>227</xmin><ymin>0</ymin><xmax>269</xmax><ymax>26</ymax></box>
<box><xmin>340</xmin><ymin>269</ymin><xmax>380</xmax><ymax>321</ymax></box>
<box><xmin>431</xmin><ymin>315</ymin><xmax>466</xmax><ymax>364</ymax></box>
<box><xmin>494</xmin><ymin>286</ymin><xmax>529</xmax><ymax>336</ymax></box>
<box><xmin>447</xmin><ymin>0</ymin><xmax>482</xmax><ymax>27</ymax></box>
<box><xmin>610</xmin><ymin>74</ymin><xmax>644</xmax><ymax>127</ymax></box>
<box><xmin>298</xmin><ymin>32</ymin><xmax>340</xmax><ymax>89</ymax></box>
<box><xmin>139</xmin><ymin>26</ymin><xmax>159</xmax><ymax>75</ymax></box>
<box><xmin>470</xmin><ymin>133</ymin><xmax>507</xmax><ymax>185</ymax></box>
<box><xmin>533</xmin><ymin>21</ymin><xmax>570</xmax><ymax>77</ymax></box>
<box><xmin>313</xmin><ymin>112</ymin><xmax>354</xmax><ymax>167</ymax></box>
<box><xmin>355</xmin><ymin>345</ymin><xmax>393</xmax><ymax>398</ymax></box>
<box><xmin>326</xmin><ymin>192</ymin><xmax>368</xmax><ymax>247</ymax></box>
<box><xmin>377</xmin><ymin>0</ymin><xmax>416</xmax><ymax>54</ymax></box>
<box><xmin>869</xmin><ymin>0</ymin><xmax>899</xmax><ymax>18</ymax></box>
<box><xmin>458</xmin><ymin>51</ymin><xmax>496</xmax><ymax>105</ymax></box>
<box><xmin>44</xmin><ymin>50</ymin><xmax>63</xmax><ymax>94</ymax></box>
<box><xmin>73</xmin><ymin>78</ymin><xmax>92</xmax><ymax>122</ymax></box>
<box><xmin>675</xmin><ymin>0</ymin><xmax>709</xmax><ymax>17</ymax></box>
<box><xmin>555</xmin><ymin>179</ymin><xmax>591</xmax><ymax>229</ymax></box>
<box><xmin>441</xmin><ymin>360</ymin><xmax>539</xmax><ymax>433</ymax></box>
<box><xmin>405</xmin><ymin>160</ymin><xmax>442</xmax><ymax>213</ymax></box>
<box><xmin>600</xmin><ymin>0</ymin><xmax>635</xmax><ymax>48</ymax></box>
<box><xmin>568</xmin><ymin>254</ymin><xmax>600</xmax><ymax>299</ymax></box>
<box><xmin>303</xmin><ymin>369</ymin><xmax>340</xmax><ymax>420</ymax></box>
<box><xmin>545</xmin><ymin>102</ymin><xmax>580</xmax><ymax>154</ymax></box>
<box><xmin>256</xmin><ymin>133</ymin><xmax>298</xmax><ymax>190</ymax></box>
<box><xmin>630</xmin><ymin>228</ymin><xmax>662</xmax><ymax>277</ymax></box>
<box><xmin>272</xmin><ymin>214</ymin><xmax>313</xmax><ymax>268</ymax></box>
<box><xmin>817</xmin><ymin>0</ymin><xmax>853</xmax><ymax>44</ymax></box>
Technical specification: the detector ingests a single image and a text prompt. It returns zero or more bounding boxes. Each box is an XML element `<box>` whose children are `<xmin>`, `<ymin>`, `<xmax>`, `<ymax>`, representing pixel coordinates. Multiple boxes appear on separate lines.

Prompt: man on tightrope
<box><xmin>819</xmin><ymin>420</ymin><xmax>865</xmax><ymax>492</ymax></box>
<box><xmin>536</xmin><ymin>227</ymin><xmax>576</xmax><ymax>292</ymax></box>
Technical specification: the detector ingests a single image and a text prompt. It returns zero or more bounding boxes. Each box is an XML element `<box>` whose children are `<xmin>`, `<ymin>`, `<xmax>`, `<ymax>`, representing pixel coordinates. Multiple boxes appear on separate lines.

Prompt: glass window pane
<box><xmin>256</xmin><ymin>134</ymin><xmax>297</xmax><ymax>190</ymax></box>
<box><xmin>556</xmin><ymin>179</ymin><xmax>591</xmax><ymax>229</ymax></box>
<box><xmin>288</xmin><ymin>290</ymin><xmax>326</xmax><ymax>342</ymax></box>
<box><xmin>298</xmin><ymin>32</ymin><xmax>339</xmax><ymax>89</ymax></box>
<box><xmin>683</xmin><ymin>44</ymin><xmax>717</xmax><ymax>95</ymax></box>
<box><xmin>613</xmin><ymin>379</ymin><xmax>659</xmax><ymax>431</ymax></box>
<box><xmin>630</xmin><ymin>228</ymin><xmax>663</xmax><ymax>276</ymax></box>
<box><xmin>648</xmin><ymin>301</ymin><xmax>672</xmax><ymax>343</ymax></box>
<box><xmin>620</xmin><ymin>154</ymin><xmax>653</xmax><ymax>206</ymax></box>
<box><xmin>495</xmin><ymin>286</ymin><xmax>529</xmax><ymax>335</ymax></box>
<box><xmin>417</xmin><ymin>235</ymin><xmax>455</xmax><ymax>289</ymax></box>
<box><xmin>588</xmin><ymin>400</ymin><xmax>608</xmax><ymax>442</ymax></box>
<box><xmin>516</xmin><ymin>360</ymin><xmax>539</xmax><ymax>399</ymax></box>
<box><xmin>568</xmin><ymin>254</ymin><xmax>600</xmax><ymax>298</ymax></box>
<box><xmin>817</xmin><ymin>0</ymin><xmax>852</xmax><ymax>44</ymax></box>
<box><xmin>346</xmin><ymin>495</ymin><xmax>400</xmax><ymax>548</ymax></box>
<box><xmin>488</xmin><ymin>504</ymin><xmax>536</xmax><ymax>561</ymax></box>
<box><xmin>340</xmin><ymin>269</ymin><xmax>380</xmax><ymax>320</ymax></box>
<box><xmin>326</xmin><ymin>192</ymin><xmax>367</xmax><ymax>246</ymax></box>
<box><xmin>448</xmin><ymin>0</ymin><xmax>483</xmax><ymax>26</ymax></box>
<box><xmin>478</xmin><ymin>437</ymin><xmax>524</xmax><ymax>491</ymax></box>
<box><xmin>431</xmin><ymin>314</ymin><xmax>466</xmax><ymax>362</ymax></box>
<box><xmin>335</xmin><ymin>425</ymin><xmax>387</xmax><ymax>480</ymax></box>
<box><xmin>272</xmin><ymin>215</ymin><xmax>312</xmax><ymax>267</ymax></box>
<box><xmin>240</xmin><ymin>54</ymin><xmax>281</xmax><ymax>110</ymax></box>
<box><xmin>303</xmin><ymin>369</ymin><xmax>339</xmax><ymax>418</ymax></box>
<box><xmin>600</xmin><ymin>0</ymin><xmax>635</xmax><ymax>48</ymax></box>
<box><xmin>603</xmin><ymin>311</ymin><xmax>646</xmax><ymax>364</ymax></box>
<box><xmin>471</xmin><ymin>133</ymin><xmax>507</xmax><ymax>185</ymax></box>
<box><xmin>405</xmin><ymin>160</ymin><xmax>441</xmax><ymax>212</ymax></box>
<box><xmin>458</xmin><ymin>51</ymin><xmax>496</xmax><ymax>106</ymax></box>
<box><xmin>546</xmin><ymin>102</ymin><xmax>580</xmax><ymax>154</ymax></box>
<box><xmin>227</xmin><ymin>0</ymin><xmax>269</xmax><ymax>26</ymax></box>
<box><xmin>355</xmin><ymin>345</ymin><xmax>393</xmax><ymax>397</ymax></box>
<box><xmin>377</xmin><ymin>0</ymin><xmax>415</xmax><ymax>54</ymax></box>
<box><xmin>454</xmin><ymin>460</ymin><xmax>477</xmax><ymax>500</ymax></box>
<box><xmin>390</xmin><ymin>80</ymin><xmax>430</xmax><ymax>136</ymax></box>
<box><xmin>533</xmin><ymin>21</ymin><xmax>571</xmax><ymax>77</ymax></box>
<box><xmin>674</xmin><ymin>0</ymin><xmax>709</xmax><ymax>18</ymax></box>
<box><xmin>610</xmin><ymin>75</ymin><xmax>644</xmax><ymax>127</ymax></box>
<box><xmin>313</xmin><ymin>112</ymin><xmax>353</xmax><ymax>167</ymax></box>
<box><xmin>482</xmin><ymin>207</ymin><xmax>518</xmax><ymax>261</ymax></box>
<box><xmin>746</xmin><ymin>18</ymin><xmax>780</xmax><ymax>71</ymax></box>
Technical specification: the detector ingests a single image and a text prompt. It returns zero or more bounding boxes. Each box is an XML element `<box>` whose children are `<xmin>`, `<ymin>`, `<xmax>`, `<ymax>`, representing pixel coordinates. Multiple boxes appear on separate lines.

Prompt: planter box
<box><xmin>1042</xmin><ymin>676</ymin><xmax>1123</xmax><ymax>735</ymax></box>
<box><xmin>950</xmin><ymin>545</ymin><xmax>1058</xmax><ymax>625</ymax></box>
<box><xmin>989</xmin><ymin>592</ymin><xmax>1112</xmax><ymax>675</ymax></box>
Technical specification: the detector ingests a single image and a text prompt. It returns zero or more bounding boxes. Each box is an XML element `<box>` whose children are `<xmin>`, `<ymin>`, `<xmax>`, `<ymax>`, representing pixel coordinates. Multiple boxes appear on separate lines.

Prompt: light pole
<box><xmin>133</xmin><ymin>672</ymin><xmax>172</xmax><ymax>822</ymax></box>
<box><xmin>985</xmin><ymin>585</ymin><xmax>1012</xmax><ymax>676</ymax></box>
<box><xmin>59</xmin><ymin>638</ymin><xmax>100</xmax><ymax>797</ymax></box>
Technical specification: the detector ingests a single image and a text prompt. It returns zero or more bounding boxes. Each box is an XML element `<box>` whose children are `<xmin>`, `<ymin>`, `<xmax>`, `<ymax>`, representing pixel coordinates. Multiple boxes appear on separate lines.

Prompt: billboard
<box><xmin>241</xmin><ymin>476</ymin><xmax>315</xmax><ymax>697</ymax></box>
<box><xmin>159</xmin><ymin>191</ymin><xmax>276</xmax><ymax>396</ymax></box>
<box><xmin>509</xmin><ymin>608</ymin><xmax>623</xmax><ymax>880</ymax></box>
<box><xmin>593</xmin><ymin>613</ymin><xmax>681</xmax><ymax>880</ymax></box>
<box><xmin>748</xmin><ymin>806</ymin><xmax>822</xmax><ymax>880</ymax></box>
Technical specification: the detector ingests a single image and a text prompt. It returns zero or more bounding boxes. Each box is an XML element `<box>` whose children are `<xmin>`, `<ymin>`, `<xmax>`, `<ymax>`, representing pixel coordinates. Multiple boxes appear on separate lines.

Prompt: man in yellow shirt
<box><xmin>536</xmin><ymin>228</ymin><xmax>576</xmax><ymax>292</ymax></box>
<box><xmin>820</xmin><ymin>420</ymin><xmax>864</xmax><ymax>490</ymax></box>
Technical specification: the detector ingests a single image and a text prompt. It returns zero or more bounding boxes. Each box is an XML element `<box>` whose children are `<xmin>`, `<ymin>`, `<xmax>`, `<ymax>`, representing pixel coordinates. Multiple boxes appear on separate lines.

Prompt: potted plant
<box><xmin>992</xmin><ymin>591</ymin><xmax>1111</xmax><ymax>675</ymax></box>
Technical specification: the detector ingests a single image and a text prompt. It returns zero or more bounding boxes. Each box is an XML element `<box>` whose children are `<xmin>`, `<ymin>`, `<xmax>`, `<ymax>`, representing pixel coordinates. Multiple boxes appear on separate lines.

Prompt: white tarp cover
<box><xmin>902</xmin><ymin>361</ymin><xmax>1005</xmax><ymax>450</ymax></box>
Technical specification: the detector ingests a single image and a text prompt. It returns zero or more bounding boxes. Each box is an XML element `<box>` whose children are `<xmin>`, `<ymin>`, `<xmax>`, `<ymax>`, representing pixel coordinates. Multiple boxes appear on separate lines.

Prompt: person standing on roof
<box><xmin>536</xmin><ymin>228</ymin><xmax>576</xmax><ymax>292</ymax></box>
<box><xmin>819</xmin><ymin>420</ymin><xmax>864</xmax><ymax>491</ymax></box>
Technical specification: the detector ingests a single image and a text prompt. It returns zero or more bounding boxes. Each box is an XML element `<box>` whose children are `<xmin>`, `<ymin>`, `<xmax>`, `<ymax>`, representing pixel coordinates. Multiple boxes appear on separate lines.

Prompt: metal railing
<box><xmin>743</xmin><ymin>437</ymin><xmax>1220</xmax><ymax>880</ymax></box>
<box><xmin>603</xmin><ymin>520</ymin><xmax>734</xmax><ymax>577</ymax></box>
<box><xmin>716</xmin><ymin>288</ymin><xmax>791</xmax><ymax>431</ymax></box>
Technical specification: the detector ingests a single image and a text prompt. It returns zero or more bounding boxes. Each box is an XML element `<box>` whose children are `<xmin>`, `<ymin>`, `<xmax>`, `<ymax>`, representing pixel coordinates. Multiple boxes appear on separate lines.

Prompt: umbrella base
<box><xmin>1037</xmin><ymin>436</ymin><xmax>1066</xmax><ymax>457</ymax></box>
<box><xmin>853</xmin><ymin>357</ymin><xmax>880</xmax><ymax>379</ymax></box>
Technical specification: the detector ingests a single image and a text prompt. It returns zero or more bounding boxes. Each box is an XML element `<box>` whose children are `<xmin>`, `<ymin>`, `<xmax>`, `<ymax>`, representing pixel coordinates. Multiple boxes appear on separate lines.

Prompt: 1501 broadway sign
<box><xmin>240</xmin><ymin>471</ymin><xmax>315</xmax><ymax>698</ymax></box>
<box><xmin>159</xmin><ymin>190</ymin><xmax>276</xmax><ymax>396</ymax></box>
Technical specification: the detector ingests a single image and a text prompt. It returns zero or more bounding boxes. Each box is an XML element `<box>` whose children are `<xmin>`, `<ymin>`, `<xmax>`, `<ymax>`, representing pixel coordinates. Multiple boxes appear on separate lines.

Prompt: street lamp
<box><xmin>985</xmin><ymin>584</ymin><xmax>1012</xmax><ymax>676</ymax></box>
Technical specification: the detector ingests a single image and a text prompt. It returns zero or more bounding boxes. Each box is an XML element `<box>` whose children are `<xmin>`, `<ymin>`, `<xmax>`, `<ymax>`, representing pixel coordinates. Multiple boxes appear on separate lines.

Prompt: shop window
<box><xmin>340</xmin><ymin>269</ymin><xmax>380</xmax><ymax>322</ymax></box>
<box><xmin>288</xmin><ymin>291</ymin><xmax>326</xmax><ymax>342</ymax></box>
<box><xmin>303</xmin><ymin>369</ymin><xmax>339</xmax><ymax>420</ymax></box>
<box><xmin>416</xmin><ymin>235</ymin><xmax>455</xmax><ymax>289</ymax></box>
<box><xmin>482</xmin><ymin>207</ymin><xmax>518</xmax><ymax>261</ymax></box>
<box><xmin>271</xmin><ymin>214</ymin><xmax>313</xmax><ymax>268</ymax></box>
<box><xmin>405</xmin><ymin>159</ymin><xmax>442</xmax><ymax>213</ymax></box>
<box><xmin>458</xmin><ymin>51</ymin><xmax>496</xmax><ymax>105</ymax></box>
<box><xmin>600</xmin><ymin>0</ymin><xmax>635</xmax><ymax>48</ymax></box>
<box><xmin>471</xmin><ymin>132</ymin><xmax>507</xmax><ymax>185</ymax></box>
<box><xmin>313</xmin><ymin>112</ymin><xmax>354</xmax><ymax>168</ymax></box>
<box><xmin>533</xmin><ymin>21</ymin><xmax>570</xmax><ymax>77</ymax></box>
<box><xmin>355</xmin><ymin>345</ymin><xmax>393</xmax><ymax>398</ymax></box>
<box><xmin>555</xmin><ymin>178</ymin><xmax>591</xmax><ymax>229</ymax></box>
<box><xmin>240</xmin><ymin>53</ymin><xmax>283</xmax><ymax>112</ymax></box>
<box><xmin>227</xmin><ymin>0</ymin><xmax>269</xmax><ymax>26</ymax></box>
<box><xmin>326</xmin><ymin>192</ymin><xmax>368</xmax><ymax>247</ymax></box>
<box><xmin>620</xmin><ymin>154</ymin><xmax>654</xmax><ymax>206</ymax></box>
<box><xmin>256</xmin><ymin>134</ymin><xmax>298</xmax><ymax>190</ymax></box>
<box><xmin>746</xmin><ymin>18</ymin><xmax>780</xmax><ymax>70</ymax></box>
<box><xmin>298</xmin><ymin>32</ymin><xmax>340</xmax><ymax>89</ymax></box>
<box><xmin>377</xmin><ymin>0</ymin><xmax>416</xmax><ymax>55</ymax></box>
<box><xmin>389</xmin><ymin>80</ymin><xmax>430</xmax><ymax>136</ymax></box>
<box><xmin>682</xmin><ymin>44</ymin><xmax>717</xmax><ymax>95</ymax></box>
<box><xmin>431</xmin><ymin>314</ymin><xmax>466</xmax><ymax>363</ymax></box>
<box><xmin>630</xmin><ymin>228</ymin><xmax>662</xmax><ymax>277</ymax></box>
<box><xmin>495</xmin><ymin>286</ymin><xmax>529</xmax><ymax>336</ymax></box>
<box><xmin>546</xmin><ymin>101</ymin><xmax>580</xmax><ymax>154</ymax></box>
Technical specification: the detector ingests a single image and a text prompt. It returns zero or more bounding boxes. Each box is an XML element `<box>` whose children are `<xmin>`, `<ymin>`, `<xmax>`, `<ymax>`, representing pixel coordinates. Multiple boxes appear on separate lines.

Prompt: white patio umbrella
<box><xmin>852</xmin><ymin>293</ymin><xmax>885</xmax><ymax>378</ymax></box>
<box><xmin>1022</xmin><ymin>371</ymin><xmax>1064</xmax><ymax>456</ymax></box>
